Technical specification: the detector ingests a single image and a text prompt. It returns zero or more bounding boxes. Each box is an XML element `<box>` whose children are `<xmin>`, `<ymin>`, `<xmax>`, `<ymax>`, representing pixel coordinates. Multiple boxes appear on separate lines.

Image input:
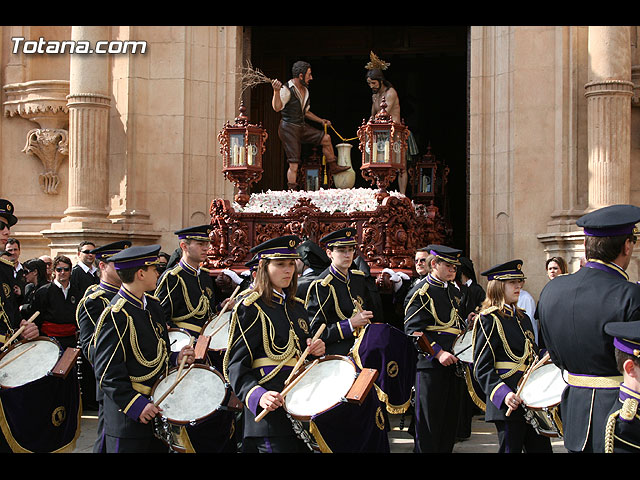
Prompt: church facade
<box><xmin>1</xmin><ymin>26</ymin><xmax>638</xmax><ymax>298</ymax></box>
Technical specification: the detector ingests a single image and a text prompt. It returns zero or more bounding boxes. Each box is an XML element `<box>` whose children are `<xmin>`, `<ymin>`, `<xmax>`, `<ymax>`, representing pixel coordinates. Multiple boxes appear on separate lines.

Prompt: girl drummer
<box><xmin>472</xmin><ymin>260</ymin><xmax>553</xmax><ymax>453</ymax></box>
<box><xmin>223</xmin><ymin>235</ymin><xmax>325</xmax><ymax>453</ymax></box>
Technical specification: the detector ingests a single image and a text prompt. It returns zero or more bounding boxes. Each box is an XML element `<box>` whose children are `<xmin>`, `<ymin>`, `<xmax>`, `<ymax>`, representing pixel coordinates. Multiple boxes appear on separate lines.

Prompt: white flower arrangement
<box><xmin>234</xmin><ymin>188</ymin><xmax>412</xmax><ymax>215</ymax></box>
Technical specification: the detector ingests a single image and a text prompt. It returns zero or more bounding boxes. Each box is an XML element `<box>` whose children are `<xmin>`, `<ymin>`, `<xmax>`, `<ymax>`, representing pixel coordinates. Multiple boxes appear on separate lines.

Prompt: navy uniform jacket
<box><xmin>472</xmin><ymin>305</ymin><xmax>538</xmax><ymax>422</ymax></box>
<box><xmin>155</xmin><ymin>260</ymin><xmax>216</xmax><ymax>337</ymax></box>
<box><xmin>93</xmin><ymin>289</ymin><xmax>174</xmax><ymax>439</ymax></box>
<box><xmin>604</xmin><ymin>384</ymin><xmax>640</xmax><ymax>453</ymax></box>
<box><xmin>223</xmin><ymin>291</ymin><xmax>312</xmax><ymax>438</ymax></box>
<box><xmin>0</xmin><ymin>257</ymin><xmax>20</xmax><ymax>345</ymax></box>
<box><xmin>403</xmin><ymin>274</ymin><xmax>467</xmax><ymax>369</ymax></box>
<box><xmin>76</xmin><ymin>281</ymin><xmax>119</xmax><ymax>365</ymax></box>
<box><xmin>305</xmin><ymin>265</ymin><xmax>373</xmax><ymax>356</ymax></box>
<box><xmin>538</xmin><ymin>261</ymin><xmax>640</xmax><ymax>452</ymax></box>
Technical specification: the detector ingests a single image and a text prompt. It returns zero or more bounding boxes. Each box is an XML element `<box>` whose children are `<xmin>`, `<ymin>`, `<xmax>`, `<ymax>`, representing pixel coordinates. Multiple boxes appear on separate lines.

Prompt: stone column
<box><xmin>585</xmin><ymin>26</ymin><xmax>634</xmax><ymax>209</ymax></box>
<box><xmin>62</xmin><ymin>25</ymin><xmax>110</xmax><ymax>223</ymax></box>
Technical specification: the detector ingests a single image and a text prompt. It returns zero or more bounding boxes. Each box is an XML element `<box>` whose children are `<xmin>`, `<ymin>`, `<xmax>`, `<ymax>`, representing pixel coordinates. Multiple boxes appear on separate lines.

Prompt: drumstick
<box><xmin>506</xmin><ymin>351</ymin><xmax>550</xmax><ymax>417</ymax></box>
<box><xmin>207</xmin><ymin>313</ymin><xmax>233</xmax><ymax>340</ymax></box>
<box><xmin>175</xmin><ymin>337</ymin><xmax>195</xmax><ymax>380</ymax></box>
<box><xmin>255</xmin><ymin>358</ymin><xmax>320</xmax><ymax>423</ymax></box>
<box><xmin>207</xmin><ymin>285</ymin><xmax>241</xmax><ymax>331</ymax></box>
<box><xmin>0</xmin><ymin>343</ymin><xmax>37</xmax><ymax>370</ymax></box>
<box><xmin>1</xmin><ymin>311</ymin><xmax>40</xmax><ymax>351</ymax></box>
<box><xmin>284</xmin><ymin>323</ymin><xmax>326</xmax><ymax>386</ymax></box>
<box><xmin>154</xmin><ymin>363</ymin><xmax>194</xmax><ymax>407</ymax></box>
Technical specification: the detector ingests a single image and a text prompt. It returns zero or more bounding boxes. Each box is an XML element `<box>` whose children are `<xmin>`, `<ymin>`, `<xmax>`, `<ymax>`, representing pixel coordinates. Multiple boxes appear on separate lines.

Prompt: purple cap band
<box><xmin>613</xmin><ymin>337</ymin><xmax>640</xmax><ymax>357</ymax></box>
<box><xmin>113</xmin><ymin>255</ymin><xmax>159</xmax><ymax>271</ymax></box>
<box><xmin>583</xmin><ymin>225</ymin><xmax>636</xmax><ymax>237</ymax></box>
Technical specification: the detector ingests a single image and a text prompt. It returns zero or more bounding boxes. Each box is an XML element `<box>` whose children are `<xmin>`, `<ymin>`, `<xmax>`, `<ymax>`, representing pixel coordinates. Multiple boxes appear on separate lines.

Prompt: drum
<box><xmin>202</xmin><ymin>311</ymin><xmax>231</xmax><ymax>352</ymax></box>
<box><xmin>167</xmin><ymin>328</ymin><xmax>192</xmax><ymax>353</ymax></box>
<box><xmin>0</xmin><ymin>337</ymin><xmax>62</xmax><ymax>388</ymax></box>
<box><xmin>284</xmin><ymin>355</ymin><xmax>388</xmax><ymax>453</ymax></box>
<box><xmin>453</xmin><ymin>329</ymin><xmax>474</xmax><ymax>364</ymax></box>
<box><xmin>519</xmin><ymin>362</ymin><xmax>567</xmax><ymax>438</ymax></box>
<box><xmin>151</xmin><ymin>364</ymin><xmax>238</xmax><ymax>453</ymax></box>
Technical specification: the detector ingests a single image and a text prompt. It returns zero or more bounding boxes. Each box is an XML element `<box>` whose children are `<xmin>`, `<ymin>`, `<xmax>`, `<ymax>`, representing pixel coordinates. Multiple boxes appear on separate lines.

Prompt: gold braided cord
<box><xmin>490</xmin><ymin>312</ymin><xmax>533</xmax><ymax>379</ymax></box>
<box><xmin>126</xmin><ymin>309</ymin><xmax>168</xmax><ymax>383</ymax></box>
<box><xmin>158</xmin><ymin>270</ymin><xmax>210</xmax><ymax>322</ymax></box>
<box><xmin>404</xmin><ymin>285</ymin><xmax>462</xmax><ymax>331</ymax></box>
<box><xmin>604</xmin><ymin>411</ymin><xmax>618</xmax><ymax>453</ymax></box>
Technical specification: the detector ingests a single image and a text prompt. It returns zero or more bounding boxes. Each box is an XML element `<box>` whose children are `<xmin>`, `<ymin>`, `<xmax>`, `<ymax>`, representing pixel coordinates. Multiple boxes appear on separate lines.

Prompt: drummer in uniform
<box><xmin>0</xmin><ymin>199</ymin><xmax>38</xmax><ymax>346</ymax></box>
<box><xmin>223</xmin><ymin>235</ymin><xmax>325</xmax><ymax>453</ymax></box>
<box><xmin>472</xmin><ymin>260</ymin><xmax>552</xmax><ymax>453</ymax></box>
<box><xmin>537</xmin><ymin>204</ymin><xmax>640</xmax><ymax>453</ymax></box>
<box><xmin>403</xmin><ymin>245</ymin><xmax>468</xmax><ymax>453</ymax></box>
<box><xmin>75</xmin><ymin>240</ymin><xmax>131</xmax><ymax>453</ymax></box>
<box><xmin>603</xmin><ymin>320</ymin><xmax>640</xmax><ymax>453</ymax></box>
<box><xmin>92</xmin><ymin>245</ymin><xmax>196</xmax><ymax>453</ymax></box>
<box><xmin>155</xmin><ymin>225</ymin><xmax>218</xmax><ymax>339</ymax></box>
<box><xmin>305</xmin><ymin>227</ymin><xmax>374</xmax><ymax>356</ymax></box>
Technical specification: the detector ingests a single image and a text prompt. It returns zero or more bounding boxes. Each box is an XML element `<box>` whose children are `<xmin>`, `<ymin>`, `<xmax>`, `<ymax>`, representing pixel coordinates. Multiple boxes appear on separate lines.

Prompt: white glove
<box><xmin>397</xmin><ymin>272</ymin><xmax>410</xmax><ymax>281</ymax></box>
<box><xmin>222</xmin><ymin>269</ymin><xmax>243</xmax><ymax>285</ymax></box>
<box><xmin>382</xmin><ymin>267</ymin><xmax>400</xmax><ymax>283</ymax></box>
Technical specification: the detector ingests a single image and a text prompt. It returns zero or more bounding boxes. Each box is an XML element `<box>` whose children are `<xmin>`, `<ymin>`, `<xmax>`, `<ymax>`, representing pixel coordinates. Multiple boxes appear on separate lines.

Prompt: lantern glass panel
<box><xmin>247</xmin><ymin>133</ymin><xmax>260</xmax><ymax>166</ymax></box>
<box><xmin>419</xmin><ymin>166</ymin><xmax>433</xmax><ymax>193</ymax></box>
<box><xmin>392</xmin><ymin>130</ymin><xmax>403</xmax><ymax>165</ymax></box>
<box><xmin>305</xmin><ymin>168</ymin><xmax>320</xmax><ymax>191</ymax></box>
<box><xmin>373</xmin><ymin>130</ymin><xmax>391</xmax><ymax>163</ymax></box>
<box><xmin>230</xmin><ymin>133</ymin><xmax>246</xmax><ymax>166</ymax></box>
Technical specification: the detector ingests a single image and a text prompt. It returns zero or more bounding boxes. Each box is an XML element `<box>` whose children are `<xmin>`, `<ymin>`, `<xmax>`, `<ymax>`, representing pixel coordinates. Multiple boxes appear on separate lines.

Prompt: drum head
<box><xmin>520</xmin><ymin>363</ymin><xmax>567</xmax><ymax>409</ymax></box>
<box><xmin>453</xmin><ymin>330</ymin><xmax>473</xmax><ymax>363</ymax></box>
<box><xmin>202</xmin><ymin>312</ymin><xmax>231</xmax><ymax>351</ymax></box>
<box><xmin>168</xmin><ymin>329</ymin><xmax>192</xmax><ymax>353</ymax></box>
<box><xmin>0</xmin><ymin>338</ymin><xmax>61</xmax><ymax>388</ymax></box>
<box><xmin>153</xmin><ymin>365</ymin><xmax>227</xmax><ymax>423</ymax></box>
<box><xmin>285</xmin><ymin>356</ymin><xmax>357</xmax><ymax>420</ymax></box>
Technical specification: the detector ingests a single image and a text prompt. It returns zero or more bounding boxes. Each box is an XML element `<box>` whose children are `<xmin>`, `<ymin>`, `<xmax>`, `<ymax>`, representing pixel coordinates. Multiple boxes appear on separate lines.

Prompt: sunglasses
<box><xmin>80</xmin><ymin>250</ymin><xmax>94</xmax><ymax>255</ymax></box>
<box><xmin>415</xmin><ymin>258</ymin><xmax>427</xmax><ymax>264</ymax></box>
<box><xmin>0</xmin><ymin>221</ymin><xmax>9</xmax><ymax>231</ymax></box>
<box><xmin>55</xmin><ymin>267</ymin><xmax>71</xmax><ymax>272</ymax></box>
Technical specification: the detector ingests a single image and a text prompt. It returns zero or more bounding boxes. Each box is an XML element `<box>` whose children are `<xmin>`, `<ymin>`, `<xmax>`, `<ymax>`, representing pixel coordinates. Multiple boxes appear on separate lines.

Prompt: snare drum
<box><xmin>453</xmin><ymin>329</ymin><xmax>474</xmax><ymax>364</ymax></box>
<box><xmin>519</xmin><ymin>362</ymin><xmax>567</xmax><ymax>438</ymax></box>
<box><xmin>284</xmin><ymin>355</ymin><xmax>389</xmax><ymax>453</ymax></box>
<box><xmin>0</xmin><ymin>337</ymin><xmax>81</xmax><ymax>452</ymax></box>
<box><xmin>201</xmin><ymin>312</ymin><xmax>231</xmax><ymax>371</ymax></box>
<box><xmin>151</xmin><ymin>364</ymin><xmax>238</xmax><ymax>453</ymax></box>
<box><xmin>0</xmin><ymin>337</ymin><xmax>62</xmax><ymax>388</ymax></box>
<box><xmin>167</xmin><ymin>328</ymin><xmax>192</xmax><ymax>353</ymax></box>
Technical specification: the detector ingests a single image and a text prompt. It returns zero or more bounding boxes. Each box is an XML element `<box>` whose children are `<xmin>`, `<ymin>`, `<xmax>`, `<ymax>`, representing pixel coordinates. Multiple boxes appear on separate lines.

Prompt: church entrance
<box><xmin>246</xmin><ymin>25</ymin><xmax>469</xmax><ymax>251</ymax></box>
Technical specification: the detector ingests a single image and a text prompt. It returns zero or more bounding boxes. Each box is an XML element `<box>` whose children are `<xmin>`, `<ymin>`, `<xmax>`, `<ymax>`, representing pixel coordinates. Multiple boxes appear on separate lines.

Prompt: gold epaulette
<box><xmin>111</xmin><ymin>297</ymin><xmax>127</xmax><ymax>313</ymax></box>
<box><xmin>350</xmin><ymin>269</ymin><xmax>365</xmax><ymax>276</ymax></box>
<box><xmin>418</xmin><ymin>282</ymin><xmax>430</xmax><ymax>295</ymax></box>
<box><xmin>293</xmin><ymin>296</ymin><xmax>305</xmax><ymax>304</ymax></box>
<box><xmin>479</xmin><ymin>305</ymin><xmax>499</xmax><ymax>316</ymax></box>
<box><xmin>145</xmin><ymin>292</ymin><xmax>160</xmax><ymax>302</ymax></box>
<box><xmin>320</xmin><ymin>274</ymin><xmax>333</xmax><ymax>287</ymax></box>
<box><xmin>168</xmin><ymin>264</ymin><xmax>182</xmax><ymax>276</ymax></box>
<box><xmin>0</xmin><ymin>257</ymin><xmax>14</xmax><ymax>267</ymax></box>
<box><xmin>621</xmin><ymin>398</ymin><xmax>639</xmax><ymax>421</ymax></box>
<box><xmin>88</xmin><ymin>286</ymin><xmax>106</xmax><ymax>300</ymax></box>
<box><xmin>242</xmin><ymin>291</ymin><xmax>260</xmax><ymax>306</ymax></box>
<box><xmin>200</xmin><ymin>266</ymin><xmax>211</xmax><ymax>274</ymax></box>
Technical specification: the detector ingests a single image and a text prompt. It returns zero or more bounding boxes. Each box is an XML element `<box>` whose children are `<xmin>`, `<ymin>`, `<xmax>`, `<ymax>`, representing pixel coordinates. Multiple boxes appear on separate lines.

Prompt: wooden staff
<box><xmin>255</xmin><ymin>358</ymin><xmax>319</xmax><ymax>423</ymax></box>
<box><xmin>0</xmin><ymin>343</ymin><xmax>37</xmax><ymax>370</ymax></box>
<box><xmin>1</xmin><ymin>311</ymin><xmax>40</xmax><ymax>351</ymax></box>
<box><xmin>506</xmin><ymin>351</ymin><xmax>551</xmax><ymax>417</ymax></box>
<box><xmin>154</xmin><ymin>363</ymin><xmax>194</xmax><ymax>407</ymax></box>
<box><xmin>284</xmin><ymin>323</ymin><xmax>326</xmax><ymax>386</ymax></box>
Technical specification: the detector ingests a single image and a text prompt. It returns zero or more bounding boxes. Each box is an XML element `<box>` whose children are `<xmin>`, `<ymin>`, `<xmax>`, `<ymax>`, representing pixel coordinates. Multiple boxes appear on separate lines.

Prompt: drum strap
<box><xmin>566</xmin><ymin>373</ymin><xmax>623</xmax><ymax>389</ymax></box>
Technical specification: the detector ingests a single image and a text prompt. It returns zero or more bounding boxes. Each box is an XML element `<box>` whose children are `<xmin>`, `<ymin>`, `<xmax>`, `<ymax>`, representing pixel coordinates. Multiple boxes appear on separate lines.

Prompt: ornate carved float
<box><xmin>204</xmin><ymin>188</ymin><xmax>451</xmax><ymax>281</ymax></box>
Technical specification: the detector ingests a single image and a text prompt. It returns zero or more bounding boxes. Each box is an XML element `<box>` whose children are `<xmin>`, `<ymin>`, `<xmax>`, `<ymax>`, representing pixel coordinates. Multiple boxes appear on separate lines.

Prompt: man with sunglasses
<box><xmin>71</xmin><ymin>240</ymin><xmax>99</xmax><ymax>296</ymax></box>
<box><xmin>0</xmin><ymin>198</ymin><xmax>38</xmax><ymax>346</ymax></box>
<box><xmin>28</xmin><ymin>255</ymin><xmax>81</xmax><ymax>350</ymax></box>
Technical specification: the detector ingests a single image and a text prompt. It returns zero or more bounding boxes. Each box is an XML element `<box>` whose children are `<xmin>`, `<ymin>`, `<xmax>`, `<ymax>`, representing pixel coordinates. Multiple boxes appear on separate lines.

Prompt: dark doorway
<box><xmin>247</xmin><ymin>25</ymin><xmax>469</xmax><ymax>251</ymax></box>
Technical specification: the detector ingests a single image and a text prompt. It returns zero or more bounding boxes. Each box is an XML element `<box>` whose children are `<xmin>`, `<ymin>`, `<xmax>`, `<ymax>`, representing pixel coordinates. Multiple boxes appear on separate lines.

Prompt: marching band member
<box><xmin>603</xmin><ymin>320</ymin><xmax>640</xmax><ymax>453</ymax></box>
<box><xmin>223</xmin><ymin>235</ymin><xmax>325</xmax><ymax>453</ymax></box>
<box><xmin>305</xmin><ymin>227</ymin><xmax>374</xmax><ymax>356</ymax></box>
<box><xmin>155</xmin><ymin>225</ymin><xmax>217</xmax><ymax>338</ymax></box>
<box><xmin>403</xmin><ymin>244</ymin><xmax>468</xmax><ymax>453</ymax></box>
<box><xmin>75</xmin><ymin>240</ymin><xmax>131</xmax><ymax>453</ymax></box>
<box><xmin>472</xmin><ymin>260</ymin><xmax>552</xmax><ymax>453</ymax></box>
<box><xmin>93</xmin><ymin>245</ymin><xmax>195</xmax><ymax>453</ymax></box>
<box><xmin>537</xmin><ymin>204</ymin><xmax>640</xmax><ymax>453</ymax></box>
